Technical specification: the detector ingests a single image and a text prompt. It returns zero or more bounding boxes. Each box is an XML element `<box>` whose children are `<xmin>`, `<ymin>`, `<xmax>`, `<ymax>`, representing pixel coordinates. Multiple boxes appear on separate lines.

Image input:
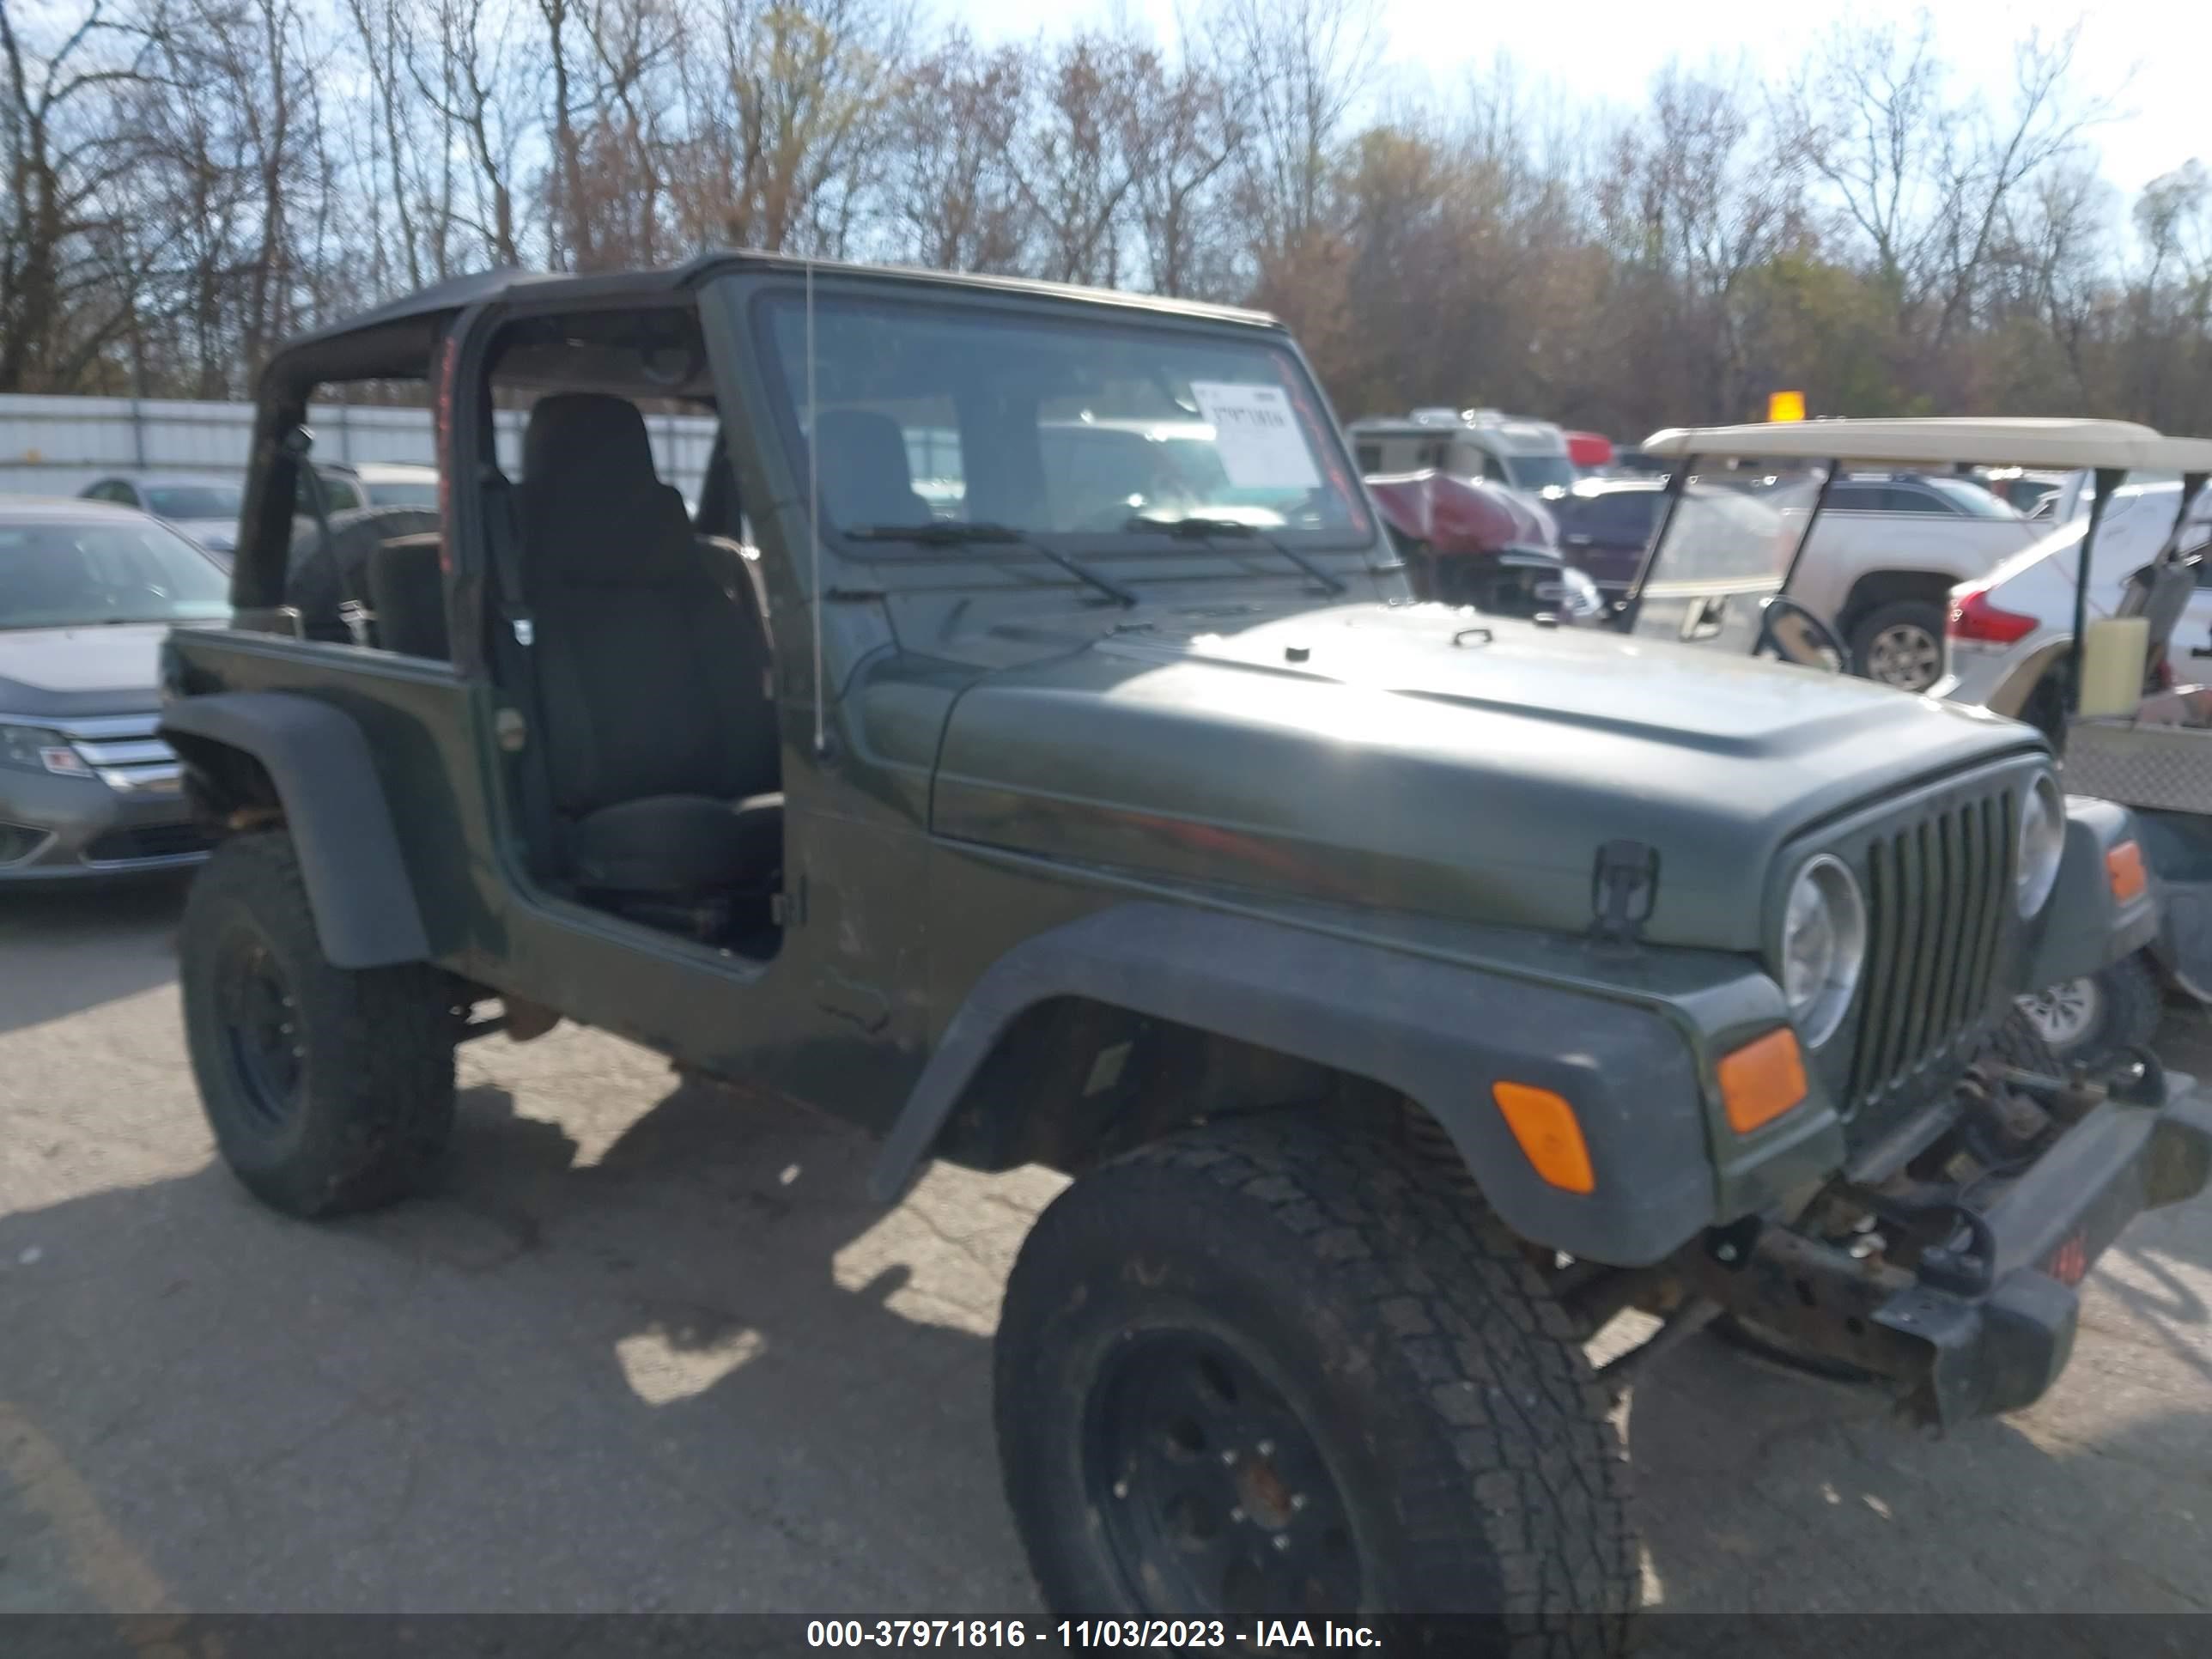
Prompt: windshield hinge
<box><xmin>1591</xmin><ymin>840</ymin><xmax>1659</xmax><ymax>946</ymax></box>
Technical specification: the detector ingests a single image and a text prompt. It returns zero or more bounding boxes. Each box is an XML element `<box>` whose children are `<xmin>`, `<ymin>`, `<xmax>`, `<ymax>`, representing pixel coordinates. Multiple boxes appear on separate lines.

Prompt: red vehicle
<box><xmin>1565</xmin><ymin>430</ymin><xmax>1614</xmax><ymax>472</ymax></box>
<box><xmin>1364</xmin><ymin>468</ymin><xmax>1601</xmax><ymax>620</ymax></box>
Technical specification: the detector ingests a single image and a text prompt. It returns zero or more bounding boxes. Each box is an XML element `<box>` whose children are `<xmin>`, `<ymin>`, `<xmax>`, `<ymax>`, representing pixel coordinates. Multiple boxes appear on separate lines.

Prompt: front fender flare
<box><xmin>872</xmin><ymin>902</ymin><xmax>1718</xmax><ymax>1267</ymax></box>
<box><xmin>2021</xmin><ymin>797</ymin><xmax>2158</xmax><ymax>994</ymax></box>
<box><xmin>161</xmin><ymin>691</ymin><xmax>430</xmax><ymax>969</ymax></box>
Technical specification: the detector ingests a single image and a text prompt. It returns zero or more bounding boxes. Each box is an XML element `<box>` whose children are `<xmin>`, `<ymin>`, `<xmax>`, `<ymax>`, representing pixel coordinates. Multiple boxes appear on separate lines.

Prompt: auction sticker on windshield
<box><xmin>1188</xmin><ymin>381</ymin><xmax>1322</xmax><ymax>491</ymax></box>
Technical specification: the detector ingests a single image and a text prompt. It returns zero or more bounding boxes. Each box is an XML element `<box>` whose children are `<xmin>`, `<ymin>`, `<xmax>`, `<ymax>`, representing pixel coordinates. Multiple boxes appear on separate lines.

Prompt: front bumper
<box><xmin>0</xmin><ymin>721</ymin><xmax>209</xmax><ymax>880</ymax></box>
<box><xmin>1698</xmin><ymin>1072</ymin><xmax>2212</xmax><ymax>1426</ymax></box>
<box><xmin>1880</xmin><ymin>1076</ymin><xmax>2211</xmax><ymax>1424</ymax></box>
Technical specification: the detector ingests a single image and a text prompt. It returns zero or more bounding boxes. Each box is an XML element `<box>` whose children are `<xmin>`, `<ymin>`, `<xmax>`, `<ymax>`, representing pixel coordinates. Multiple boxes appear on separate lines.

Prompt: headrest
<box><xmin>519</xmin><ymin>392</ymin><xmax>692</xmax><ymax>581</ymax></box>
<box><xmin>815</xmin><ymin>409</ymin><xmax>929</xmax><ymax>529</ymax></box>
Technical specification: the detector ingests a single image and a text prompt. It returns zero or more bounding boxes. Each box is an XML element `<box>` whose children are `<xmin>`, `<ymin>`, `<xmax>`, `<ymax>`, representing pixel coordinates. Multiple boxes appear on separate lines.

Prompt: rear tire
<box><xmin>994</xmin><ymin>1113</ymin><xmax>1638</xmax><ymax>1645</ymax></box>
<box><xmin>179</xmin><ymin>831</ymin><xmax>457</xmax><ymax>1218</ymax></box>
<box><xmin>1849</xmin><ymin>599</ymin><xmax>1948</xmax><ymax>693</ymax></box>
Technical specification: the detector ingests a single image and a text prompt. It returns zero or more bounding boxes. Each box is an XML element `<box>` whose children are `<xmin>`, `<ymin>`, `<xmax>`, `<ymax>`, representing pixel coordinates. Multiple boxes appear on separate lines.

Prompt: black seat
<box><xmin>366</xmin><ymin>532</ymin><xmax>449</xmax><ymax>659</ymax></box>
<box><xmin>515</xmin><ymin>393</ymin><xmax>781</xmax><ymax>918</ymax></box>
<box><xmin>815</xmin><ymin>409</ymin><xmax>933</xmax><ymax>528</ymax></box>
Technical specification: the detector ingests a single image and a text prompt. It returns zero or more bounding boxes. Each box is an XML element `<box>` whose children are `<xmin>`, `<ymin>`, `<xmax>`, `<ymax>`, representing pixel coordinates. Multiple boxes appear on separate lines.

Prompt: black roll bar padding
<box><xmin>2063</xmin><ymin>468</ymin><xmax>2130</xmax><ymax>724</ymax></box>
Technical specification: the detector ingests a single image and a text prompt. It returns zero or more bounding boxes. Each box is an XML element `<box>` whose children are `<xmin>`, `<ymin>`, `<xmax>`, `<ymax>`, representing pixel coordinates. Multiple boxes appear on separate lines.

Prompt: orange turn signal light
<box><xmin>2107</xmin><ymin>841</ymin><xmax>2147</xmax><ymax>903</ymax></box>
<box><xmin>1719</xmin><ymin>1028</ymin><xmax>1808</xmax><ymax>1134</ymax></box>
<box><xmin>1491</xmin><ymin>1082</ymin><xmax>1595</xmax><ymax>1194</ymax></box>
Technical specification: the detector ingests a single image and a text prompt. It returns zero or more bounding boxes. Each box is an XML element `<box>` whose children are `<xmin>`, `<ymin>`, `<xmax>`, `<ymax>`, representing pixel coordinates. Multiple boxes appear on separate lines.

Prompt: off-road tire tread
<box><xmin>182</xmin><ymin>831</ymin><xmax>455</xmax><ymax>1217</ymax></box>
<box><xmin>1000</xmin><ymin>1112</ymin><xmax>1636</xmax><ymax>1655</ymax></box>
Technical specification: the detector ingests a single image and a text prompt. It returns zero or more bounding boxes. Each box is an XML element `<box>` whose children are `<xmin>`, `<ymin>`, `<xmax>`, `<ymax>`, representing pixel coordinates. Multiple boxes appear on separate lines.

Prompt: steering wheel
<box><xmin>1754</xmin><ymin>595</ymin><xmax>1847</xmax><ymax>672</ymax></box>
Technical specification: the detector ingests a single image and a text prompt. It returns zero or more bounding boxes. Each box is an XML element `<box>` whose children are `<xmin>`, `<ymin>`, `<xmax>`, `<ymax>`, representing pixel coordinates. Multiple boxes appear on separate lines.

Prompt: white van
<box><xmin>1349</xmin><ymin>409</ymin><xmax>1579</xmax><ymax>502</ymax></box>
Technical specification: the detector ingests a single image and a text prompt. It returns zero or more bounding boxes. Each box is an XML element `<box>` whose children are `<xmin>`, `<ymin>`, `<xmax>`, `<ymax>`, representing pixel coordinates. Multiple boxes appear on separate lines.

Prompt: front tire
<box><xmin>180</xmin><ymin>831</ymin><xmax>457</xmax><ymax>1217</ymax></box>
<box><xmin>994</xmin><ymin>1115</ymin><xmax>1637</xmax><ymax>1645</ymax></box>
<box><xmin>1849</xmin><ymin>599</ymin><xmax>1948</xmax><ymax>693</ymax></box>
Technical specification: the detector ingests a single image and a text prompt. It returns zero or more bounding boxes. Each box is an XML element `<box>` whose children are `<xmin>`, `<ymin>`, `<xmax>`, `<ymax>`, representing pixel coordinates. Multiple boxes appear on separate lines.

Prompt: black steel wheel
<box><xmin>180</xmin><ymin>831</ymin><xmax>457</xmax><ymax>1218</ymax></box>
<box><xmin>994</xmin><ymin>1113</ymin><xmax>1637</xmax><ymax>1646</ymax></box>
<box><xmin>213</xmin><ymin>928</ymin><xmax>305</xmax><ymax>1132</ymax></box>
<box><xmin>1085</xmin><ymin>1331</ymin><xmax>1360</xmax><ymax>1620</ymax></box>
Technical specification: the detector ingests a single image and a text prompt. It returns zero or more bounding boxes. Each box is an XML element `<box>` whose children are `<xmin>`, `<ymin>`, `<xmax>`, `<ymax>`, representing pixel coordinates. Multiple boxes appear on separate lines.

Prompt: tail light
<box><xmin>1948</xmin><ymin>587</ymin><xmax>2038</xmax><ymax>645</ymax></box>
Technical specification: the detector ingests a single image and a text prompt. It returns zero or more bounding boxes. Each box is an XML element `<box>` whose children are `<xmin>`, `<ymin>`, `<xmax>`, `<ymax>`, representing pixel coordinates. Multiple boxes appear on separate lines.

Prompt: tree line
<box><xmin>3</xmin><ymin>0</ymin><xmax>2209</xmax><ymax>440</ymax></box>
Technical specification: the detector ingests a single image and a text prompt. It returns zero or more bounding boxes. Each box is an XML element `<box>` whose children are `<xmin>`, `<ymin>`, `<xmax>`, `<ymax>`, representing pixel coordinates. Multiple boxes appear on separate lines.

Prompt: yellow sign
<box><xmin>1767</xmin><ymin>391</ymin><xmax>1807</xmax><ymax>424</ymax></box>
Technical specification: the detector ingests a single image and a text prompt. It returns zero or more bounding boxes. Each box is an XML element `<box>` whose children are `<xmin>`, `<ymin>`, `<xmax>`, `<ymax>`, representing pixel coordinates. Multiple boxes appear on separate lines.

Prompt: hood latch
<box><xmin>1591</xmin><ymin>840</ymin><xmax>1660</xmax><ymax>945</ymax></box>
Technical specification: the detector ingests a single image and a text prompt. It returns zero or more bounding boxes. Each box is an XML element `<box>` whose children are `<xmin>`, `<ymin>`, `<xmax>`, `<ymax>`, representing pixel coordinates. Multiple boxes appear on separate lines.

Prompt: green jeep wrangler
<box><xmin>160</xmin><ymin>257</ymin><xmax>2210</xmax><ymax>1638</ymax></box>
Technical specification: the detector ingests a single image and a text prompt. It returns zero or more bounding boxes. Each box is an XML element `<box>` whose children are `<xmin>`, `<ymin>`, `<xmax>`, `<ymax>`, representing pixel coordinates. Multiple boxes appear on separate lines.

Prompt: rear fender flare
<box><xmin>161</xmin><ymin>691</ymin><xmax>430</xmax><ymax>969</ymax></box>
<box><xmin>872</xmin><ymin>902</ymin><xmax>1719</xmax><ymax>1267</ymax></box>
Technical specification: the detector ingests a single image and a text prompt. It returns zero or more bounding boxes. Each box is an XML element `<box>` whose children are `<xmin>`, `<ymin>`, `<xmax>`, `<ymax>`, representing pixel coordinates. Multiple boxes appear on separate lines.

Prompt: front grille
<box><xmin>60</xmin><ymin>713</ymin><xmax>182</xmax><ymax>793</ymax></box>
<box><xmin>82</xmin><ymin>823</ymin><xmax>210</xmax><ymax>864</ymax></box>
<box><xmin>1843</xmin><ymin>788</ymin><xmax>2014</xmax><ymax>1115</ymax></box>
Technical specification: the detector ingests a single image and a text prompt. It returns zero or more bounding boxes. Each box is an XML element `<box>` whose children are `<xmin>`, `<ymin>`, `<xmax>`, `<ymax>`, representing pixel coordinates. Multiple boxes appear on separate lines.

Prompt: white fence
<box><xmin>0</xmin><ymin>393</ymin><xmax>720</xmax><ymax>499</ymax></box>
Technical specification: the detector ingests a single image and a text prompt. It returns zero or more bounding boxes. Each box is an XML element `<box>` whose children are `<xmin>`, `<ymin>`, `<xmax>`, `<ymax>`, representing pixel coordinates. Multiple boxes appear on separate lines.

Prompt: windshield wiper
<box><xmin>848</xmin><ymin>520</ymin><xmax>1137</xmax><ymax>608</ymax></box>
<box><xmin>1126</xmin><ymin>514</ymin><xmax>1348</xmax><ymax>596</ymax></box>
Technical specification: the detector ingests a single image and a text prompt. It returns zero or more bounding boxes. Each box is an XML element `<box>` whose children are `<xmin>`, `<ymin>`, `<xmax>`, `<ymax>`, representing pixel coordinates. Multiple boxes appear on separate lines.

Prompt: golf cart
<box><xmin>2010</xmin><ymin>434</ymin><xmax>2212</xmax><ymax>1058</ymax></box>
<box><xmin>1627</xmin><ymin>417</ymin><xmax>2212</xmax><ymax>1069</ymax></box>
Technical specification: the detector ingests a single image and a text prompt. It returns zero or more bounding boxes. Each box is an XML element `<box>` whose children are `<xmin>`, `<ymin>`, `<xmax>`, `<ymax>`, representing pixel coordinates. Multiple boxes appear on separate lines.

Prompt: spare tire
<box><xmin>284</xmin><ymin>506</ymin><xmax>443</xmax><ymax>641</ymax></box>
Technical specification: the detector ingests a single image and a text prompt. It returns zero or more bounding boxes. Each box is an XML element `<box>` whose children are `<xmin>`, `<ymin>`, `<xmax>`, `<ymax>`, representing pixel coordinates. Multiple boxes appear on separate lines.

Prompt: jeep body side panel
<box><xmin>161</xmin><ymin>682</ymin><xmax>435</xmax><ymax>968</ymax></box>
<box><xmin>878</xmin><ymin>896</ymin><xmax>1731</xmax><ymax>1267</ymax></box>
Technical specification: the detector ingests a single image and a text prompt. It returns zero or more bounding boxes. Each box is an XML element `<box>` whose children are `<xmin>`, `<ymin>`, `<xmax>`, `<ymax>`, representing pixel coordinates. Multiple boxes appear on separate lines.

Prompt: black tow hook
<box><xmin>1865</xmin><ymin>1195</ymin><xmax>1997</xmax><ymax>1297</ymax></box>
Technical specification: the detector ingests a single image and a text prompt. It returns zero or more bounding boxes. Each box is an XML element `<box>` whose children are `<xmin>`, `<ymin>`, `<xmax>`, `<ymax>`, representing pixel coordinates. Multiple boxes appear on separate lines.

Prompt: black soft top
<box><xmin>263</xmin><ymin>252</ymin><xmax>1283</xmax><ymax>394</ymax></box>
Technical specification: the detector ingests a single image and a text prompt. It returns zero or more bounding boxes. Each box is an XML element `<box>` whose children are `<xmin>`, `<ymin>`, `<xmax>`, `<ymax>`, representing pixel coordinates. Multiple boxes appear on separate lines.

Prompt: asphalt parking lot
<box><xmin>3</xmin><ymin>875</ymin><xmax>2210</xmax><ymax>1620</ymax></box>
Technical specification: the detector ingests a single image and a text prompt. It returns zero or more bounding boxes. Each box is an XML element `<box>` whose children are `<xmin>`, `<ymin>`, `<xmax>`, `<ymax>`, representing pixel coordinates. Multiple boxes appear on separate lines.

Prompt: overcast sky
<box><xmin>951</xmin><ymin>0</ymin><xmax>2204</xmax><ymax>205</ymax></box>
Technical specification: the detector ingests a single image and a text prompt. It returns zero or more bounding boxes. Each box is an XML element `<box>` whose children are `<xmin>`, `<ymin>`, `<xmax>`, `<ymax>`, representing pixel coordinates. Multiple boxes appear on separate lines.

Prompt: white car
<box><xmin>1932</xmin><ymin>479</ymin><xmax>2212</xmax><ymax>735</ymax></box>
<box><xmin>1759</xmin><ymin>471</ymin><xmax>2046</xmax><ymax>692</ymax></box>
<box><xmin>313</xmin><ymin>459</ymin><xmax>441</xmax><ymax>511</ymax></box>
<box><xmin>78</xmin><ymin>471</ymin><xmax>245</xmax><ymax>563</ymax></box>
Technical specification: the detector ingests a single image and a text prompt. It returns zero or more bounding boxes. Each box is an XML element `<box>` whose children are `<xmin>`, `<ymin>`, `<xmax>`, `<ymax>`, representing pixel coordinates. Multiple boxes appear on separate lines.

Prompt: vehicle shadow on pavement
<box><xmin>0</xmin><ymin>873</ymin><xmax>192</xmax><ymax>1036</ymax></box>
<box><xmin>0</xmin><ymin>1073</ymin><xmax>1036</xmax><ymax>1614</ymax></box>
<box><xmin>3</xmin><ymin>1065</ymin><xmax>2209</xmax><ymax>1620</ymax></box>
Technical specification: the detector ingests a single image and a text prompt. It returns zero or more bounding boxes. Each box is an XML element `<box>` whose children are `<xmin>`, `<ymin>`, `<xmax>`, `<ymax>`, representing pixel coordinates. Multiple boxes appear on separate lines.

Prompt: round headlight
<box><xmin>2016</xmin><ymin>772</ymin><xmax>2065</xmax><ymax>917</ymax></box>
<box><xmin>1782</xmin><ymin>854</ymin><xmax>1868</xmax><ymax>1048</ymax></box>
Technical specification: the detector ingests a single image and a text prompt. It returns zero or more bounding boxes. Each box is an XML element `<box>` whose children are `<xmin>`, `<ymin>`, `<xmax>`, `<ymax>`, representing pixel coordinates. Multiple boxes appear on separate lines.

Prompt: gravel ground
<box><xmin>2</xmin><ymin>873</ymin><xmax>2209</xmax><ymax>1620</ymax></box>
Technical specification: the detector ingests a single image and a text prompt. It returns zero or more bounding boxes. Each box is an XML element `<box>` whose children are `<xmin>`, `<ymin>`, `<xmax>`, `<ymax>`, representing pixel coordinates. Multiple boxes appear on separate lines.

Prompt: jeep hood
<box><xmin>927</xmin><ymin>602</ymin><xmax>2041</xmax><ymax>952</ymax></box>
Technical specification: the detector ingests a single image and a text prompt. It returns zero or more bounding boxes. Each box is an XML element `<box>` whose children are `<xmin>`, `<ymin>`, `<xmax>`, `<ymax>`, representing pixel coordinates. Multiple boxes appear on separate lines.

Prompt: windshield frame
<box><xmin>746</xmin><ymin>284</ymin><xmax>1377</xmax><ymax>565</ymax></box>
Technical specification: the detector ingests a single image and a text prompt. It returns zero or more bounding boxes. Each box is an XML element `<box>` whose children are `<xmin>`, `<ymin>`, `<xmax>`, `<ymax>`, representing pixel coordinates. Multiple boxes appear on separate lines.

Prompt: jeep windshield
<box><xmin>1625</xmin><ymin>476</ymin><xmax>1805</xmax><ymax>653</ymax></box>
<box><xmin>757</xmin><ymin>294</ymin><xmax>1372</xmax><ymax>556</ymax></box>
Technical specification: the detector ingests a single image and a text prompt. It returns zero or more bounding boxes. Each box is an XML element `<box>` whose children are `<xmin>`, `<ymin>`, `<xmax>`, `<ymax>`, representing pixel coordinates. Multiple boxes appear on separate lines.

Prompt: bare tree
<box><xmin>1206</xmin><ymin>0</ymin><xmax>1379</xmax><ymax>263</ymax></box>
<box><xmin>889</xmin><ymin>30</ymin><xmax>1030</xmax><ymax>272</ymax></box>
<box><xmin>1123</xmin><ymin>40</ymin><xmax>1239</xmax><ymax>298</ymax></box>
<box><xmin>1007</xmin><ymin>28</ymin><xmax>1143</xmax><ymax>286</ymax></box>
